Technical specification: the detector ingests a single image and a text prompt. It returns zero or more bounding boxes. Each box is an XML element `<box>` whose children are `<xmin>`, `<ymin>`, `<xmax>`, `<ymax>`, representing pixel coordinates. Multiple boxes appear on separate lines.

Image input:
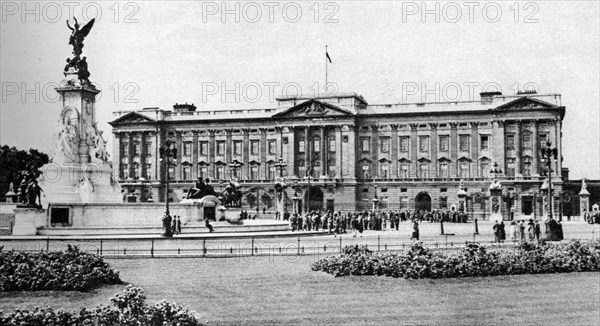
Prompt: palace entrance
<box><xmin>415</xmin><ymin>192</ymin><xmax>432</xmax><ymax>212</ymax></box>
<box><xmin>305</xmin><ymin>186</ymin><xmax>324</xmax><ymax>212</ymax></box>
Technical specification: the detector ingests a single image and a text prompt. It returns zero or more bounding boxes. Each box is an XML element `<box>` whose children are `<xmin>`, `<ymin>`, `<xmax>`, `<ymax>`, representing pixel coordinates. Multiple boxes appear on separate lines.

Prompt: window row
<box><xmin>505</xmin><ymin>132</ymin><xmax>549</xmax><ymax>150</ymax></box>
<box><xmin>181</xmin><ymin>139</ymin><xmax>279</xmax><ymax>157</ymax></box>
<box><xmin>121</xmin><ymin>142</ymin><xmax>153</xmax><ymax>157</ymax></box>
<box><xmin>359</xmin><ymin>161</ymin><xmax>492</xmax><ymax>179</ymax></box>
<box><xmin>359</xmin><ymin>135</ymin><xmax>491</xmax><ymax>154</ymax></box>
<box><xmin>297</xmin><ymin>138</ymin><xmax>337</xmax><ymax>154</ymax></box>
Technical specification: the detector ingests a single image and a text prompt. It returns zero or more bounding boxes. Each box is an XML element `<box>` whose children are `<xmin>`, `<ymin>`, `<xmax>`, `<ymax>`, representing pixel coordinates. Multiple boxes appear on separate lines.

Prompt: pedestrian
<box><xmin>510</xmin><ymin>220</ymin><xmax>517</xmax><ymax>240</ymax></box>
<box><xmin>205</xmin><ymin>218</ymin><xmax>214</xmax><ymax>233</ymax></box>
<box><xmin>527</xmin><ymin>219</ymin><xmax>535</xmax><ymax>241</ymax></box>
<box><xmin>493</xmin><ymin>221</ymin><xmax>501</xmax><ymax>243</ymax></box>
<box><xmin>519</xmin><ymin>220</ymin><xmax>526</xmax><ymax>240</ymax></box>
<box><xmin>411</xmin><ymin>221</ymin><xmax>419</xmax><ymax>241</ymax></box>
<box><xmin>500</xmin><ymin>221</ymin><xmax>506</xmax><ymax>243</ymax></box>
<box><xmin>351</xmin><ymin>216</ymin><xmax>358</xmax><ymax>238</ymax></box>
<box><xmin>534</xmin><ymin>220</ymin><xmax>541</xmax><ymax>242</ymax></box>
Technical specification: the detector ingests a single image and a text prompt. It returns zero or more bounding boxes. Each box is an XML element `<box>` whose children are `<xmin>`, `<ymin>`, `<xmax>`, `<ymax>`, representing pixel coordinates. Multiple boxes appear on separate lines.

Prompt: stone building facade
<box><xmin>109</xmin><ymin>91</ymin><xmax>566</xmax><ymax>220</ymax></box>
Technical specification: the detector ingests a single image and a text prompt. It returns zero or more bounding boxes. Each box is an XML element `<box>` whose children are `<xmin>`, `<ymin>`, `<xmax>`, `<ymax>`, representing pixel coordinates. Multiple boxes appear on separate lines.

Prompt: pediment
<box><xmin>273</xmin><ymin>99</ymin><xmax>354</xmax><ymax>118</ymax></box>
<box><xmin>493</xmin><ymin>97</ymin><xmax>557</xmax><ymax>111</ymax></box>
<box><xmin>109</xmin><ymin>112</ymin><xmax>155</xmax><ymax>125</ymax></box>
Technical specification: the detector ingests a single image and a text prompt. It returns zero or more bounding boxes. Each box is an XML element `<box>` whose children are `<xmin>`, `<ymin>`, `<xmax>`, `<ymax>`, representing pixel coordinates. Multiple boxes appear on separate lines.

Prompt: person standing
<box><xmin>493</xmin><ymin>221</ymin><xmax>501</xmax><ymax>243</ymax></box>
<box><xmin>411</xmin><ymin>221</ymin><xmax>419</xmax><ymax>241</ymax></box>
<box><xmin>534</xmin><ymin>220</ymin><xmax>541</xmax><ymax>242</ymax></box>
<box><xmin>510</xmin><ymin>220</ymin><xmax>518</xmax><ymax>240</ymax></box>
<box><xmin>500</xmin><ymin>221</ymin><xmax>506</xmax><ymax>243</ymax></box>
<box><xmin>527</xmin><ymin>219</ymin><xmax>535</xmax><ymax>241</ymax></box>
<box><xmin>519</xmin><ymin>220</ymin><xmax>526</xmax><ymax>240</ymax></box>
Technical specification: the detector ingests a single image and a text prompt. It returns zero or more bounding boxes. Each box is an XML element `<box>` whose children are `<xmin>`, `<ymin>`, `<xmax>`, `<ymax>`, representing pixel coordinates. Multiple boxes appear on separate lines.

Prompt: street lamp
<box><xmin>490</xmin><ymin>162</ymin><xmax>503</xmax><ymax>182</ymax></box>
<box><xmin>304</xmin><ymin>165</ymin><xmax>313</xmax><ymax>213</ymax></box>
<box><xmin>540</xmin><ymin>140</ymin><xmax>558</xmax><ymax>221</ymax></box>
<box><xmin>159</xmin><ymin>139</ymin><xmax>177</xmax><ymax>237</ymax></box>
<box><xmin>274</xmin><ymin>156</ymin><xmax>287</xmax><ymax>219</ymax></box>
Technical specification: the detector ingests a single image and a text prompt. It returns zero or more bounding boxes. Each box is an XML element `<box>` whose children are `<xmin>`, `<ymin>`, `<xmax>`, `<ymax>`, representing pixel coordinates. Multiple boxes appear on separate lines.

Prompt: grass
<box><xmin>1</xmin><ymin>255</ymin><xmax>599</xmax><ymax>325</ymax></box>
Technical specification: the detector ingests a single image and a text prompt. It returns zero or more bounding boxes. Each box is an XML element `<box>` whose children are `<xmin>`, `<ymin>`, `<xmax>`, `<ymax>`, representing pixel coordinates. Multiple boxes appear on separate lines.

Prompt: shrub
<box><xmin>312</xmin><ymin>239</ymin><xmax>600</xmax><ymax>279</ymax></box>
<box><xmin>0</xmin><ymin>285</ymin><xmax>204</xmax><ymax>326</ymax></box>
<box><xmin>0</xmin><ymin>245</ymin><xmax>122</xmax><ymax>291</ymax></box>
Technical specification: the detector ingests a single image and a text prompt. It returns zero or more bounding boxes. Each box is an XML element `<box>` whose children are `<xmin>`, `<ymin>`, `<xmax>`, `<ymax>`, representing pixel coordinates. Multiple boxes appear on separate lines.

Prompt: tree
<box><xmin>0</xmin><ymin>145</ymin><xmax>49</xmax><ymax>201</ymax></box>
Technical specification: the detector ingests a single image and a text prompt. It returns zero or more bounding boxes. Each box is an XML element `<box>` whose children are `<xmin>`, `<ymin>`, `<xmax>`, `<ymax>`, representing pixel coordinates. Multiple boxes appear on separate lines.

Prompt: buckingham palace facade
<box><xmin>109</xmin><ymin>90</ymin><xmax>565</xmax><ymax>220</ymax></box>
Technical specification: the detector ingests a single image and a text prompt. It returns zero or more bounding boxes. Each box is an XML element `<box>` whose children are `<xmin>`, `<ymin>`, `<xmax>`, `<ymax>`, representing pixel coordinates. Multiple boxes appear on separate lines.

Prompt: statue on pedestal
<box><xmin>64</xmin><ymin>17</ymin><xmax>95</xmax><ymax>85</ymax></box>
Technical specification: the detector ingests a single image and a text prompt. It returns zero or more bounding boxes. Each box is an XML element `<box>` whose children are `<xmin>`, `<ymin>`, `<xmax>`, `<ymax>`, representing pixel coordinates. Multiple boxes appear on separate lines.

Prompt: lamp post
<box><xmin>273</xmin><ymin>156</ymin><xmax>287</xmax><ymax>219</ymax></box>
<box><xmin>489</xmin><ymin>162</ymin><xmax>503</xmax><ymax>221</ymax></box>
<box><xmin>372</xmin><ymin>184</ymin><xmax>379</xmax><ymax>211</ymax></box>
<box><xmin>305</xmin><ymin>165</ymin><xmax>313</xmax><ymax>214</ymax></box>
<box><xmin>159</xmin><ymin>139</ymin><xmax>177</xmax><ymax>237</ymax></box>
<box><xmin>540</xmin><ymin>140</ymin><xmax>558</xmax><ymax>221</ymax></box>
<box><xmin>491</xmin><ymin>162</ymin><xmax>502</xmax><ymax>182</ymax></box>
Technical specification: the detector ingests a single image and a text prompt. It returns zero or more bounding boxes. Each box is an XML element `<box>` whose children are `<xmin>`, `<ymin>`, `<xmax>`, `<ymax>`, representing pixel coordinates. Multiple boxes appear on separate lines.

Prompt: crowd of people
<box><xmin>287</xmin><ymin>209</ymin><xmax>468</xmax><ymax>238</ymax></box>
<box><xmin>493</xmin><ymin>218</ymin><xmax>565</xmax><ymax>243</ymax></box>
<box><xmin>583</xmin><ymin>210</ymin><xmax>600</xmax><ymax>224</ymax></box>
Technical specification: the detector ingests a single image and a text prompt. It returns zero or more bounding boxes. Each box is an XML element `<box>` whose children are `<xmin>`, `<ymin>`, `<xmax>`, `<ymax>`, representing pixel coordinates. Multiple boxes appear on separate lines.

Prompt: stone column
<box><xmin>208</xmin><ymin>129</ymin><xmax>216</xmax><ymax>179</ymax></box>
<box><xmin>304</xmin><ymin>127</ymin><xmax>310</xmax><ymax>172</ymax></box>
<box><xmin>335</xmin><ymin>125</ymin><xmax>343</xmax><ymax>178</ymax></box>
<box><xmin>140</xmin><ymin>131</ymin><xmax>147</xmax><ymax>180</ymax></box>
<box><xmin>127</xmin><ymin>132</ymin><xmax>134</xmax><ymax>180</ymax></box>
<box><xmin>531</xmin><ymin>120</ymin><xmax>539</xmax><ymax>175</ymax></box>
<box><xmin>242</xmin><ymin>129</ymin><xmax>250</xmax><ymax>179</ymax></box>
<box><xmin>320</xmin><ymin>126</ymin><xmax>327</xmax><ymax>177</ymax></box>
<box><xmin>287</xmin><ymin>127</ymin><xmax>296</xmax><ymax>177</ymax></box>
<box><xmin>260</xmin><ymin>128</ymin><xmax>267</xmax><ymax>179</ymax></box>
<box><xmin>154</xmin><ymin>129</ymin><xmax>162</xmax><ymax>183</ymax></box>
<box><xmin>345</xmin><ymin>125</ymin><xmax>356</xmax><ymax>179</ymax></box>
<box><xmin>192</xmin><ymin>131</ymin><xmax>199</xmax><ymax>179</ymax></box>
<box><xmin>555</xmin><ymin>118</ymin><xmax>563</xmax><ymax>177</ymax></box>
<box><xmin>430</xmin><ymin>123</ymin><xmax>438</xmax><ymax>178</ymax></box>
<box><xmin>514</xmin><ymin>121</ymin><xmax>521</xmax><ymax>177</ymax></box>
<box><xmin>225</xmin><ymin>129</ymin><xmax>233</xmax><ymax>178</ymax></box>
<box><xmin>371</xmin><ymin>125</ymin><xmax>379</xmax><ymax>178</ymax></box>
<box><xmin>410</xmin><ymin>123</ymin><xmax>418</xmax><ymax>178</ymax></box>
<box><xmin>112</xmin><ymin>132</ymin><xmax>121</xmax><ymax>179</ymax></box>
<box><xmin>391</xmin><ymin>124</ymin><xmax>398</xmax><ymax>178</ymax></box>
<box><xmin>470</xmin><ymin>122</ymin><xmax>479</xmax><ymax>178</ymax></box>
<box><xmin>450</xmin><ymin>123</ymin><xmax>458</xmax><ymax>177</ymax></box>
<box><xmin>175</xmin><ymin>131</ymin><xmax>182</xmax><ymax>180</ymax></box>
<box><xmin>492</xmin><ymin>120</ymin><xmax>506</xmax><ymax>172</ymax></box>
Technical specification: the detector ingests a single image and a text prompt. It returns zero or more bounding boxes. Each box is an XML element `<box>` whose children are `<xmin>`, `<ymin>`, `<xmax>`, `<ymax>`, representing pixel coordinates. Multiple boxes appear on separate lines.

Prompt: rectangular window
<box><xmin>216</xmin><ymin>141</ymin><xmax>225</xmax><ymax>156</ymax></box>
<box><xmin>250</xmin><ymin>140</ymin><xmax>260</xmax><ymax>155</ymax></box>
<box><xmin>328</xmin><ymin>161</ymin><xmax>336</xmax><ymax>177</ymax></box>
<box><xmin>459</xmin><ymin>135</ymin><xmax>470</xmax><ymax>152</ymax></box>
<box><xmin>361</xmin><ymin>137</ymin><xmax>370</xmax><ymax>152</ymax></box>
<box><xmin>419</xmin><ymin>136</ymin><xmax>429</xmax><ymax>152</ymax></box>
<box><xmin>183</xmin><ymin>142</ymin><xmax>192</xmax><ymax>156</ymax></box>
<box><xmin>439</xmin><ymin>135</ymin><xmax>449</xmax><ymax>152</ymax></box>
<box><xmin>268</xmin><ymin>164</ymin><xmax>276</xmax><ymax>180</ymax></box>
<box><xmin>459</xmin><ymin>161</ymin><xmax>469</xmax><ymax>178</ymax></box>
<box><xmin>313</xmin><ymin>139</ymin><xmax>320</xmax><ymax>152</ymax></box>
<box><xmin>522</xmin><ymin>133</ymin><xmax>532</xmax><ymax>149</ymax></box>
<box><xmin>168</xmin><ymin>166</ymin><xmax>175</xmax><ymax>179</ymax></box>
<box><xmin>506</xmin><ymin>135</ymin><xmax>515</xmax><ymax>150</ymax></box>
<box><xmin>145</xmin><ymin>164</ymin><xmax>152</xmax><ymax>179</ymax></box>
<box><xmin>233</xmin><ymin>141</ymin><xmax>243</xmax><ymax>156</ymax></box>
<box><xmin>380</xmin><ymin>162</ymin><xmax>389</xmax><ymax>179</ymax></box>
<box><xmin>380</xmin><ymin>137</ymin><xmax>390</xmax><ymax>153</ymax></box>
<box><xmin>439</xmin><ymin>196</ymin><xmax>448</xmax><ymax>209</ymax></box>
<box><xmin>480</xmin><ymin>135</ymin><xmax>489</xmax><ymax>151</ymax></box>
<box><xmin>182</xmin><ymin>166</ymin><xmax>191</xmax><ymax>180</ymax></box>
<box><xmin>298</xmin><ymin>140</ymin><xmax>305</xmax><ymax>153</ymax></box>
<box><xmin>121</xmin><ymin>164</ymin><xmax>129</xmax><ymax>179</ymax></box>
<box><xmin>506</xmin><ymin>158</ymin><xmax>516</xmax><ymax>177</ymax></box>
<box><xmin>399</xmin><ymin>164</ymin><xmax>409</xmax><ymax>179</ymax></box>
<box><xmin>216</xmin><ymin>165</ymin><xmax>224</xmax><ymax>180</ymax></box>
<box><xmin>419</xmin><ymin>163</ymin><xmax>428</xmax><ymax>178</ymax></box>
<box><xmin>362</xmin><ymin>164</ymin><xmax>370</xmax><ymax>179</ymax></box>
<box><xmin>121</xmin><ymin>143</ymin><xmax>129</xmax><ymax>156</ymax></box>
<box><xmin>298</xmin><ymin>161</ymin><xmax>306</xmax><ymax>177</ymax></box>
<box><xmin>399</xmin><ymin>137</ymin><xmax>409</xmax><ymax>152</ymax></box>
<box><xmin>145</xmin><ymin>143</ymin><xmax>152</xmax><ymax>156</ymax></box>
<box><xmin>329</xmin><ymin>139</ymin><xmax>336</xmax><ymax>152</ymax></box>
<box><xmin>439</xmin><ymin>162</ymin><xmax>449</xmax><ymax>178</ymax></box>
<box><xmin>198</xmin><ymin>165</ymin><xmax>207</xmax><ymax>179</ymax></box>
<box><xmin>539</xmin><ymin>134</ymin><xmax>548</xmax><ymax>147</ymax></box>
<box><xmin>399</xmin><ymin>196</ymin><xmax>409</xmax><ymax>209</ymax></box>
<box><xmin>268</xmin><ymin>139</ymin><xmax>277</xmax><ymax>155</ymax></box>
<box><xmin>199</xmin><ymin>141</ymin><xmax>208</xmax><ymax>156</ymax></box>
<box><xmin>250</xmin><ymin>165</ymin><xmax>259</xmax><ymax>180</ymax></box>
<box><xmin>133</xmin><ymin>143</ymin><xmax>141</xmax><ymax>156</ymax></box>
<box><xmin>480</xmin><ymin>162</ymin><xmax>490</xmax><ymax>178</ymax></box>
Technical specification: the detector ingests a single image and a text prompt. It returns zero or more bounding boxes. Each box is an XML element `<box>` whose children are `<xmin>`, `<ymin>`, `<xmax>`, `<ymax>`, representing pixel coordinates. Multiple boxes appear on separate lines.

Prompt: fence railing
<box><xmin>1</xmin><ymin>234</ymin><xmax>596</xmax><ymax>259</ymax></box>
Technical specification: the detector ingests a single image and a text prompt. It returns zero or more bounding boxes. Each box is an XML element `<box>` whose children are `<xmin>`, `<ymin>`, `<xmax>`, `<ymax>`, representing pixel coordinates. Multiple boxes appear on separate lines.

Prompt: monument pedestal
<box><xmin>12</xmin><ymin>207</ymin><xmax>46</xmax><ymax>235</ymax></box>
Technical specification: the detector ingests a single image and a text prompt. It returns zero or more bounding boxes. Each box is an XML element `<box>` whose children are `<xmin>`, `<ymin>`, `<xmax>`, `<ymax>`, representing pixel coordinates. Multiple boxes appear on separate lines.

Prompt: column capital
<box><xmin>469</xmin><ymin>121</ymin><xmax>479</xmax><ymax>128</ymax></box>
<box><xmin>208</xmin><ymin>129</ymin><xmax>217</xmax><ymax>136</ymax></box>
<box><xmin>390</xmin><ymin>124</ymin><xmax>399</xmax><ymax>131</ymax></box>
<box><xmin>429</xmin><ymin>123</ymin><xmax>438</xmax><ymax>129</ymax></box>
<box><xmin>409</xmin><ymin>123</ymin><xmax>419</xmax><ymax>130</ymax></box>
<box><xmin>370</xmin><ymin>124</ymin><xmax>380</xmax><ymax>131</ymax></box>
<box><xmin>449</xmin><ymin>122</ymin><xmax>459</xmax><ymax>129</ymax></box>
<box><xmin>494</xmin><ymin>120</ymin><xmax>506</xmax><ymax>128</ymax></box>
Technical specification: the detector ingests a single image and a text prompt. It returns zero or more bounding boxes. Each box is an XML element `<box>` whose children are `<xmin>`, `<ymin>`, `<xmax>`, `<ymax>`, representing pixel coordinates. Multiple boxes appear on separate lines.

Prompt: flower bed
<box><xmin>312</xmin><ymin>240</ymin><xmax>600</xmax><ymax>279</ymax></box>
<box><xmin>0</xmin><ymin>245</ymin><xmax>122</xmax><ymax>291</ymax></box>
<box><xmin>0</xmin><ymin>285</ymin><xmax>204</xmax><ymax>325</ymax></box>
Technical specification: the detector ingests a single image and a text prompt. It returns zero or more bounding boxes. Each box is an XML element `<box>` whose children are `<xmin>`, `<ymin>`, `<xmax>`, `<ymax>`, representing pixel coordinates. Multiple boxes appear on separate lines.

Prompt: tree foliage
<box><xmin>0</xmin><ymin>145</ymin><xmax>49</xmax><ymax>200</ymax></box>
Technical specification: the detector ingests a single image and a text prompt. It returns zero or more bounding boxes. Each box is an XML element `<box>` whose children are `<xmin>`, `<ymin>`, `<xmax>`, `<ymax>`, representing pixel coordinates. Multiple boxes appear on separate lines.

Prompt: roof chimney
<box><xmin>173</xmin><ymin>102</ymin><xmax>197</xmax><ymax>112</ymax></box>
<box><xmin>480</xmin><ymin>91</ymin><xmax>502</xmax><ymax>104</ymax></box>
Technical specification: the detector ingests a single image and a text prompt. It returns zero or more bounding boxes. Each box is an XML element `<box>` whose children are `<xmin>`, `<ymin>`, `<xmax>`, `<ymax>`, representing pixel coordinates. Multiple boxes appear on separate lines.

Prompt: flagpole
<box><xmin>325</xmin><ymin>45</ymin><xmax>328</xmax><ymax>95</ymax></box>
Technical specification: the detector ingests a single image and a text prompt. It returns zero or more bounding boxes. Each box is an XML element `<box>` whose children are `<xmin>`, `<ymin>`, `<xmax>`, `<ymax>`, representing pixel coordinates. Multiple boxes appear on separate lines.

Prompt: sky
<box><xmin>1</xmin><ymin>1</ymin><xmax>599</xmax><ymax>179</ymax></box>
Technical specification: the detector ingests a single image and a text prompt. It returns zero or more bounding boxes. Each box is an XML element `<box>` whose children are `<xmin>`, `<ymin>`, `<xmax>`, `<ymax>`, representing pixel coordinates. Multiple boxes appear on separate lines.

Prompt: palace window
<box><xmin>399</xmin><ymin>137</ymin><xmax>409</xmax><ymax>152</ymax></box>
<box><xmin>268</xmin><ymin>139</ymin><xmax>277</xmax><ymax>155</ymax></box>
<box><xmin>439</xmin><ymin>135</ymin><xmax>449</xmax><ymax>152</ymax></box>
<box><xmin>121</xmin><ymin>164</ymin><xmax>129</xmax><ymax>179</ymax></box>
<box><xmin>313</xmin><ymin>138</ymin><xmax>321</xmax><ymax>153</ymax></box>
<box><xmin>419</xmin><ymin>163</ymin><xmax>429</xmax><ymax>178</ymax></box>
<box><xmin>522</xmin><ymin>132</ymin><xmax>532</xmax><ymax>149</ymax></box>
<box><xmin>298</xmin><ymin>140</ymin><xmax>305</xmax><ymax>153</ymax></box>
<box><xmin>198</xmin><ymin>165</ymin><xmax>207</xmax><ymax>179</ymax></box>
<box><xmin>506</xmin><ymin>135</ymin><xmax>515</xmax><ymax>150</ymax></box>
<box><xmin>250</xmin><ymin>140</ymin><xmax>260</xmax><ymax>155</ymax></box>
<box><xmin>380</xmin><ymin>137</ymin><xmax>390</xmax><ymax>153</ymax></box>
<box><xmin>362</xmin><ymin>188</ymin><xmax>369</xmax><ymax>202</ymax></box>
<box><xmin>216</xmin><ymin>165</ymin><xmax>225</xmax><ymax>180</ymax></box>
<box><xmin>506</xmin><ymin>158</ymin><xmax>516</xmax><ymax>177</ymax></box>
<box><xmin>268</xmin><ymin>163</ymin><xmax>276</xmax><ymax>180</ymax></box>
<box><xmin>380</xmin><ymin>161</ymin><xmax>390</xmax><ymax>179</ymax></box>
<box><xmin>233</xmin><ymin>140</ymin><xmax>243</xmax><ymax>156</ymax></box>
<box><xmin>182</xmin><ymin>165</ymin><xmax>191</xmax><ymax>180</ymax></box>
<box><xmin>459</xmin><ymin>135</ymin><xmax>470</xmax><ymax>152</ymax></box>
<box><xmin>399</xmin><ymin>164</ymin><xmax>409</xmax><ymax>179</ymax></box>
<box><xmin>144</xmin><ymin>164</ymin><xmax>152</xmax><ymax>180</ymax></box>
<box><xmin>361</xmin><ymin>137</ymin><xmax>370</xmax><ymax>152</ymax></box>
<box><xmin>329</xmin><ymin>138</ymin><xmax>336</xmax><ymax>152</ymax></box>
<box><xmin>522</xmin><ymin>157</ymin><xmax>532</xmax><ymax>176</ymax></box>
<box><xmin>439</xmin><ymin>196</ymin><xmax>448</xmax><ymax>209</ymax></box>
<box><xmin>539</xmin><ymin>134</ymin><xmax>548</xmax><ymax>147</ymax></box>
<box><xmin>168</xmin><ymin>166</ymin><xmax>175</xmax><ymax>179</ymax></box>
<box><xmin>199</xmin><ymin>141</ymin><xmax>208</xmax><ymax>156</ymax></box>
<box><xmin>361</xmin><ymin>163</ymin><xmax>370</xmax><ymax>179</ymax></box>
<box><xmin>145</xmin><ymin>142</ymin><xmax>152</xmax><ymax>156</ymax></box>
<box><xmin>419</xmin><ymin>136</ymin><xmax>429</xmax><ymax>152</ymax></box>
<box><xmin>250</xmin><ymin>164</ymin><xmax>260</xmax><ymax>180</ymax></box>
<box><xmin>183</xmin><ymin>142</ymin><xmax>192</xmax><ymax>156</ymax></box>
<box><xmin>121</xmin><ymin>142</ymin><xmax>129</xmax><ymax>156</ymax></box>
<box><xmin>399</xmin><ymin>196</ymin><xmax>409</xmax><ymax>209</ymax></box>
<box><xmin>459</xmin><ymin>161</ymin><xmax>470</xmax><ymax>178</ymax></box>
<box><xmin>328</xmin><ymin>160</ymin><xmax>337</xmax><ymax>177</ymax></box>
<box><xmin>439</xmin><ymin>162</ymin><xmax>449</xmax><ymax>178</ymax></box>
<box><xmin>312</xmin><ymin>161</ymin><xmax>321</xmax><ymax>178</ymax></box>
<box><xmin>133</xmin><ymin>143</ymin><xmax>141</xmax><ymax>156</ymax></box>
<box><xmin>132</xmin><ymin>163</ymin><xmax>140</xmax><ymax>180</ymax></box>
<box><xmin>480</xmin><ymin>135</ymin><xmax>489</xmax><ymax>151</ymax></box>
<box><xmin>480</xmin><ymin>161</ymin><xmax>490</xmax><ymax>178</ymax></box>
<box><xmin>216</xmin><ymin>141</ymin><xmax>225</xmax><ymax>156</ymax></box>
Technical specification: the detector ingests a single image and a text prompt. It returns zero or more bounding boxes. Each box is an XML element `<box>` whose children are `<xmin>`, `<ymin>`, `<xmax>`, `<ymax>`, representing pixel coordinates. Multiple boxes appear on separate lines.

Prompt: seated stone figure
<box><xmin>220</xmin><ymin>181</ymin><xmax>242</xmax><ymax>207</ymax></box>
<box><xmin>186</xmin><ymin>178</ymin><xmax>216</xmax><ymax>200</ymax></box>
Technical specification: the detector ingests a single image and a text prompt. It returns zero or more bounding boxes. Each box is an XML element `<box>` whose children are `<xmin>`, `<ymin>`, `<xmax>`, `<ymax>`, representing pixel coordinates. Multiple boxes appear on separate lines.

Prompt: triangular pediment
<box><xmin>493</xmin><ymin>97</ymin><xmax>557</xmax><ymax>111</ymax></box>
<box><xmin>273</xmin><ymin>99</ymin><xmax>354</xmax><ymax>118</ymax></box>
<box><xmin>109</xmin><ymin>112</ymin><xmax>155</xmax><ymax>125</ymax></box>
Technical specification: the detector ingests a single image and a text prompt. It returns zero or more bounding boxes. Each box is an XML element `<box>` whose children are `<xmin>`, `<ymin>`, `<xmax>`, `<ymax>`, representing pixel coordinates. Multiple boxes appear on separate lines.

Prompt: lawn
<box><xmin>1</xmin><ymin>255</ymin><xmax>599</xmax><ymax>325</ymax></box>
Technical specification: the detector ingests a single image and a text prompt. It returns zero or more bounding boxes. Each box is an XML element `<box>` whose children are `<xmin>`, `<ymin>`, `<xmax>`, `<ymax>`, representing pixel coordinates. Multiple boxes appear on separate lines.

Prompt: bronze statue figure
<box><xmin>64</xmin><ymin>17</ymin><xmax>95</xmax><ymax>83</ymax></box>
